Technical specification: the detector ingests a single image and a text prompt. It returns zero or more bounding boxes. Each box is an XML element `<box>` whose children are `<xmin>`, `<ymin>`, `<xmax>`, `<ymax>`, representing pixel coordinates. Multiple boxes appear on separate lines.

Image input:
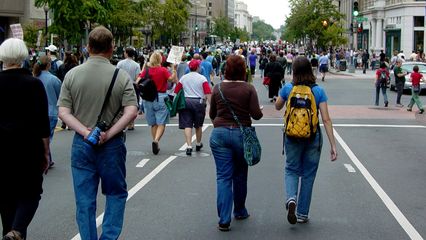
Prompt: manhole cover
<box><xmin>175</xmin><ymin>152</ymin><xmax>211</xmax><ymax>157</ymax></box>
<box><xmin>127</xmin><ymin>151</ymin><xmax>149</xmax><ymax>156</ymax></box>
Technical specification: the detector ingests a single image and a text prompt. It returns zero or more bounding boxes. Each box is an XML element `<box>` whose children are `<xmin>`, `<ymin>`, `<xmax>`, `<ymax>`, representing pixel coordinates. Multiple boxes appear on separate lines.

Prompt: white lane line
<box><xmin>127</xmin><ymin>156</ymin><xmax>177</xmax><ymax>200</ymax></box>
<box><xmin>343</xmin><ymin>163</ymin><xmax>356</xmax><ymax>173</ymax></box>
<box><xmin>136</xmin><ymin>159</ymin><xmax>150</xmax><ymax>168</ymax></box>
<box><xmin>134</xmin><ymin>123</ymin><xmax>426</xmax><ymax>128</ymax></box>
<box><xmin>179</xmin><ymin>125</ymin><xmax>210</xmax><ymax>150</ymax></box>
<box><xmin>333</xmin><ymin>124</ymin><xmax>426</xmax><ymax>128</ymax></box>
<box><xmin>71</xmin><ymin>126</ymin><xmax>211</xmax><ymax>240</ymax></box>
<box><xmin>71</xmin><ymin>156</ymin><xmax>178</xmax><ymax>240</ymax></box>
<box><xmin>334</xmin><ymin>129</ymin><xmax>423</xmax><ymax>240</ymax></box>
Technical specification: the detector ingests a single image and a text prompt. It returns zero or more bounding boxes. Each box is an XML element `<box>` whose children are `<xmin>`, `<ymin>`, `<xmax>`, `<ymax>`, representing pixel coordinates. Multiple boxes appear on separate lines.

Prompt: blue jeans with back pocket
<box><xmin>210</xmin><ymin>127</ymin><xmax>249</xmax><ymax>225</ymax></box>
<box><xmin>284</xmin><ymin>131</ymin><xmax>322</xmax><ymax>220</ymax></box>
<box><xmin>71</xmin><ymin>133</ymin><xmax>127</xmax><ymax>240</ymax></box>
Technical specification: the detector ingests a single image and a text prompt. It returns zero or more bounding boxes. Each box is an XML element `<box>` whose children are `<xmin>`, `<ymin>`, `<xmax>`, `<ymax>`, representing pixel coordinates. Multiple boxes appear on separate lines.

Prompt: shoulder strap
<box><xmin>145</xmin><ymin>67</ymin><xmax>150</xmax><ymax>78</ymax></box>
<box><xmin>97</xmin><ymin>68</ymin><xmax>120</xmax><ymax>124</ymax></box>
<box><xmin>217</xmin><ymin>83</ymin><xmax>243</xmax><ymax>130</ymax></box>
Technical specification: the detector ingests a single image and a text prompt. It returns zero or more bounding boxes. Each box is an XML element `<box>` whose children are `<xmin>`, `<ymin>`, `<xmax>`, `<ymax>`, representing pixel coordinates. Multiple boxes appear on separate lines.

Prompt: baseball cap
<box><xmin>188</xmin><ymin>59</ymin><xmax>201</xmax><ymax>71</ymax></box>
<box><xmin>45</xmin><ymin>44</ymin><xmax>58</xmax><ymax>52</ymax></box>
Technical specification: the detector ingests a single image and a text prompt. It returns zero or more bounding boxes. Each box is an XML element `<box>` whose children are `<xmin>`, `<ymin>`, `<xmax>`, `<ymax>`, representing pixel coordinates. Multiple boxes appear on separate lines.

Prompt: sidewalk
<box><xmin>329</xmin><ymin>67</ymin><xmax>376</xmax><ymax>79</ymax></box>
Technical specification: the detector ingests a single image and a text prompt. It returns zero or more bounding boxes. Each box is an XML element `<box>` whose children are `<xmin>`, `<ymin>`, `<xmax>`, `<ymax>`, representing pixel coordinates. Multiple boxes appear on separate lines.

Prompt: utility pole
<box><xmin>348</xmin><ymin>0</ymin><xmax>359</xmax><ymax>73</ymax></box>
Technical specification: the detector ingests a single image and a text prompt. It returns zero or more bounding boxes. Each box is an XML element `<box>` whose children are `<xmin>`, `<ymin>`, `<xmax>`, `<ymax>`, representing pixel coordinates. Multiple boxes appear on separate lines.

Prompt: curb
<box><xmin>329</xmin><ymin>70</ymin><xmax>352</xmax><ymax>77</ymax></box>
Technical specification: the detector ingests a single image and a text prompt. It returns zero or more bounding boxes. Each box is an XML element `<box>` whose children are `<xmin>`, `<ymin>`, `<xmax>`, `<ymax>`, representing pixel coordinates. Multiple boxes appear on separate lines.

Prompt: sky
<box><xmin>240</xmin><ymin>0</ymin><xmax>290</xmax><ymax>30</ymax></box>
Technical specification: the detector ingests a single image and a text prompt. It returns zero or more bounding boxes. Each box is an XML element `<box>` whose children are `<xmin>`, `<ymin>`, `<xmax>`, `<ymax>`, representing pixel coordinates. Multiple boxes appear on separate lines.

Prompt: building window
<box><xmin>414</xmin><ymin>16</ymin><xmax>424</xmax><ymax>27</ymax></box>
<box><xmin>414</xmin><ymin>31</ymin><xmax>424</xmax><ymax>51</ymax></box>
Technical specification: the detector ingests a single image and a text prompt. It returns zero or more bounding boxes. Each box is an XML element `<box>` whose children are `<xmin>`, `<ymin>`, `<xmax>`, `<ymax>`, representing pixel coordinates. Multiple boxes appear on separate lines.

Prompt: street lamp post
<box><xmin>193</xmin><ymin>0</ymin><xmax>200</xmax><ymax>47</ymax></box>
<box><xmin>43</xmin><ymin>5</ymin><xmax>49</xmax><ymax>48</ymax></box>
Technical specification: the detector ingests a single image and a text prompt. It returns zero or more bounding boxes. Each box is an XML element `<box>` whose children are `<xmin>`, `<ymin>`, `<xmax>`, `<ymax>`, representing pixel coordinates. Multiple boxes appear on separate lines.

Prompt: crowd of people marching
<box><xmin>1</xmin><ymin>24</ymin><xmax>424</xmax><ymax>239</ymax></box>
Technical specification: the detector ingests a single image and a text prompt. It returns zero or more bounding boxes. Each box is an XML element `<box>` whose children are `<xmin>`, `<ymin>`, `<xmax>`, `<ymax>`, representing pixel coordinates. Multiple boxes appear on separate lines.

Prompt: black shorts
<box><xmin>178</xmin><ymin>98</ymin><xmax>206</xmax><ymax>129</ymax></box>
<box><xmin>319</xmin><ymin>64</ymin><xmax>328</xmax><ymax>73</ymax></box>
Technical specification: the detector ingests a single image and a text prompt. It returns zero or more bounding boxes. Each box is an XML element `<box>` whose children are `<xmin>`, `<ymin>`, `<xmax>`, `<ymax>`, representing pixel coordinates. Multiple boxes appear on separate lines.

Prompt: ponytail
<box><xmin>33</xmin><ymin>55</ymin><xmax>50</xmax><ymax>77</ymax></box>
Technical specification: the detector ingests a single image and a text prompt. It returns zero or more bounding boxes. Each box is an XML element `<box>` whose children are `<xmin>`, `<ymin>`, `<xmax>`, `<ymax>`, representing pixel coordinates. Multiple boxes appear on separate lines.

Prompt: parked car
<box><xmin>390</xmin><ymin>62</ymin><xmax>426</xmax><ymax>93</ymax></box>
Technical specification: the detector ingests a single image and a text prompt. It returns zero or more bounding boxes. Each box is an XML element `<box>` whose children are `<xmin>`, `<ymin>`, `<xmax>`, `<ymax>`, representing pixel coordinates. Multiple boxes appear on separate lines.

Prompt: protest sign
<box><xmin>36</xmin><ymin>30</ymin><xmax>43</xmax><ymax>47</ymax></box>
<box><xmin>166</xmin><ymin>46</ymin><xmax>185</xmax><ymax>64</ymax></box>
<box><xmin>10</xmin><ymin>24</ymin><xmax>23</xmax><ymax>40</ymax></box>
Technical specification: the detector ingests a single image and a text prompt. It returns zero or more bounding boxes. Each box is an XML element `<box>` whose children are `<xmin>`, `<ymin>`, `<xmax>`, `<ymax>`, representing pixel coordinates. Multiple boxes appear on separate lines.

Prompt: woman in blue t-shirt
<box><xmin>275</xmin><ymin>56</ymin><xmax>338</xmax><ymax>224</ymax></box>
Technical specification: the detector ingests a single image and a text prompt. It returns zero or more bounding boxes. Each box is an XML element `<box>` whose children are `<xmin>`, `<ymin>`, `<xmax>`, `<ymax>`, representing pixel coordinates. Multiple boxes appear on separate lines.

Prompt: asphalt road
<box><xmin>6</xmin><ymin>69</ymin><xmax>426</xmax><ymax>240</ymax></box>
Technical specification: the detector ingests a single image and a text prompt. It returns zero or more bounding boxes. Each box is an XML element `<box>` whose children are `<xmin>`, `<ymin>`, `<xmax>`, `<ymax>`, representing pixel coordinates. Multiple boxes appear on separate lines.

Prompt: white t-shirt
<box><xmin>117</xmin><ymin>58</ymin><xmax>141</xmax><ymax>82</ymax></box>
<box><xmin>179</xmin><ymin>72</ymin><xmax>209</xmax><ymax>98</ymax></box>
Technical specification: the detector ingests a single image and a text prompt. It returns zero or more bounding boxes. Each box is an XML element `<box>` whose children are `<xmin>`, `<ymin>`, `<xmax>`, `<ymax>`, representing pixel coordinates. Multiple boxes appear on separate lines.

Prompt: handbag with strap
<box><xmin>217</xmin><ymin>83</ymin><xmax>261</xmax><ymax>166</ymax></box>
<box><xmin>263</xmin><ymin>76</ymin><xmax>271</xmax><ymax>86</ymax></box>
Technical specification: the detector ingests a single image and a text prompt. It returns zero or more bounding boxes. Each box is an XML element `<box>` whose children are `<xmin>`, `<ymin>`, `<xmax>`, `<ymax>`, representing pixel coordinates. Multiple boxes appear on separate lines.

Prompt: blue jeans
<box><xmin>49</xmin><ymin>116</ymin><xmax>58</xmax><ymax>164</ymax></box>
<box><xmin>287</xmin><ymin>63</ymin><xmax>293</xmax><ymax>74</ymax></box>
<box><xmin>375</xmin><ymin>84</ymin><xmax>388</xmax><ymax>106</ymax></box>
<box><xmin>284</xmin><ymin>132</ymin><xmax>322</xmax><ymax>220</ymax></box>
<box><xmin>71</xmin><ymin>134</ymin><xmax>128</xmax><ymax>240</ymax></box>
<box><xmin>210</xmin><ymin>127</ymin><xmax>249</xmax><ymax>225</ymax></box>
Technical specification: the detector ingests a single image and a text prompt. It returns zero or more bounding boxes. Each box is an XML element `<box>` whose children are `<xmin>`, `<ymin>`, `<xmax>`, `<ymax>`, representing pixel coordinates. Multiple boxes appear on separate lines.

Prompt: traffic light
<box><xmin>353</xmin><ymin>1</ymin><xmax>359</xmax><ymax>17</ymax></box>
<box><xmin>195</xmin><ymin>25</ymin><xmax>198</xmax><ymax>31</ymax></box>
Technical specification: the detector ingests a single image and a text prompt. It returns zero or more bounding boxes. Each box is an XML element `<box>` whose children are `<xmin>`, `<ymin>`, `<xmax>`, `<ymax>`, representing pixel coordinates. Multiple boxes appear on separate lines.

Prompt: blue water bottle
<box><xmin>85</xmin><ymin>121</ymin><xmax>107</xmax><ymax>146</ymax></box>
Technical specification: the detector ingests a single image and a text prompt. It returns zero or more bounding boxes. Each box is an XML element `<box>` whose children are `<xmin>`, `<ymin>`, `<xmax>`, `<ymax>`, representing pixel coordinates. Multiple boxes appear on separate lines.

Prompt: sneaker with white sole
<box><xmin>286</xmin><ymin>200</ymin><xmax>297</xmax><ymax>224</ymax></box>
<box><xmin>297</xmin><ymin>217</ymin><xmax>309</xmax><ymax>224</ymax></box>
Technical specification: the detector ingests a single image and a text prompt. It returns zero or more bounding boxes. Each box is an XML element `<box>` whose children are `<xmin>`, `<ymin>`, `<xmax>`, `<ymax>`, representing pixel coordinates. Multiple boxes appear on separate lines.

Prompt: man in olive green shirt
<box><xmin>58</xmin><ymin>26</ymin><xmax>137</xmax><ymax>240</ymax></box>
<box><xmin>393</xmin><ymin>60</ymin><xmax>407</xmax><ymax>107</ymax></box>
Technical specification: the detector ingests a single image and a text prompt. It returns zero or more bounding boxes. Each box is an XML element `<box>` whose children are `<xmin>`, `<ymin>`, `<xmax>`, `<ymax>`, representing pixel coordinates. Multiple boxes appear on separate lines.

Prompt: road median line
<box><xmin>334</xmin><ymin>129</ymin><xmax>423</xmax><ymax>240</ymax></box>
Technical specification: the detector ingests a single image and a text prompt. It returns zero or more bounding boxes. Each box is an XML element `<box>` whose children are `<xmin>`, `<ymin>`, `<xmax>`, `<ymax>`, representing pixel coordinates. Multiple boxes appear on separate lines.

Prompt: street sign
<box><xmin>356</xmin><ymin>17</ymin><xmax>368</xmax><ymax>22</ymax></box>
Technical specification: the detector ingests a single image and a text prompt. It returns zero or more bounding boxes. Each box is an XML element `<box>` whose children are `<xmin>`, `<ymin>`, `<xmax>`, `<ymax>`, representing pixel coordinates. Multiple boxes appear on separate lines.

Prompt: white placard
<box><xmin>10</xmin><ymin>24</ymin><xmax>24</xmax><ymax>40</ymax></box>
<box><xmin>36</xmin><ymin>30</ymin><xmax>43</xmax><ymax>47</ymax></box>
<box><xmin>166</xmin><ymin>46</ymin><xmax>185</xmax><ymax>64</ymax></box>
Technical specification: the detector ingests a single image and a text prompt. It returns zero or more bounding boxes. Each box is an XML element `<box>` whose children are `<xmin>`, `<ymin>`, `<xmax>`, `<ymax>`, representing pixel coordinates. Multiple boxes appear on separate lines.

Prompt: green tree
<box><xmin>23</xmin><ymin>23</ymin><xmax>41</xmax><ymax>49</ymax></box>
<box><xmin>252</xmin><ymin>21</ymin><xmax>275</xmax><ymax>41</ymax></box>
<box><xmin>145</xmin><ymin>0</ymin><xmax>190</xmax><ymax>45</ymax></box>
<box><xmin>161</xmin><ymin>0</ymin><xmax>191</xmax><ymax>44</ymax></box>
<box><xmin>107</xmin><ymin>0</ymin><xmax>142</xmax><ymax>45</ymax></box>
<box><xmin>212</xmin><ymin>15</ymin><xmax>232</xmax><ymax>42</ymax></box>
<box><xmin>229</xmin><ymin>27</ymin><xmax>250</xmax><ymax>43</ymax></box>
<box><xmin>35</xmin><ymin>0</ymin><xmax>111</xmax><ymax>45</ymax></box>
<box><xmin>279</xmin><ymin>25</ymin><xmax>286</xmax><ymax>40</ymax></box>
<box><xmin>283</xmin><ymin>0</ymin><xmax>346</xmax><ymax>50</ymax></box>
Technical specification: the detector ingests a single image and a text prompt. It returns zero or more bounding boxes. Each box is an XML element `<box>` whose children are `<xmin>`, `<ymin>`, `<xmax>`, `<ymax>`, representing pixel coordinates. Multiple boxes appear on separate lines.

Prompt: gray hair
<box><xmin>0</xmin><ymin>38</ymin><xmax>28</xmax><ymax>66</ymax></box>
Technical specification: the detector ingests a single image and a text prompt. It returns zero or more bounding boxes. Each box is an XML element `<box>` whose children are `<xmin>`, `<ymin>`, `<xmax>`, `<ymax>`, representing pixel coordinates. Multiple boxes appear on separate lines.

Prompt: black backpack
<box><xmin>379</xmin><ymin>70</ymin><xmax>389</xmax><ymax>86</ymax></box>
<box><xmin>138</xmin><ymin>67</ymin><xmax>158</xmax><ymax>101</ymax></box>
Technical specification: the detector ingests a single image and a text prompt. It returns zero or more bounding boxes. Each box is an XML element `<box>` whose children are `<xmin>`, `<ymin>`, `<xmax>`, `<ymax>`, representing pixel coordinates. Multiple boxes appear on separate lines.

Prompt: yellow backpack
<box><xmin>284</xmin><ymin>84</ymin><xmax>319</xmax><ymax>139</ymax></box>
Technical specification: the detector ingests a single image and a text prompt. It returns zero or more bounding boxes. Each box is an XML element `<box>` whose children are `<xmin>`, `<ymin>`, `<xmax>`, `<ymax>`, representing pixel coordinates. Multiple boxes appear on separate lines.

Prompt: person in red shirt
<box><xmin>137</xmin><ymin>51</ymin><xmax>178</xmax><ymax>154</ymax></box>
<box><xmin>375</xmin><ymin>62</ymin><xmax>390</xmax><ymax>107</ymax></box>
<box><xmin>407</xmin><ymin>65</ymin><xmax>424</xmax><ymax>114</ymax></box>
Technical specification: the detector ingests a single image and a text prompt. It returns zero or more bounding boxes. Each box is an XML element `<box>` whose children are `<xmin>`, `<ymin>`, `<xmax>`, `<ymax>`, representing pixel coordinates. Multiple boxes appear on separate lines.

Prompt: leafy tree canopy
<box><xmin>34</xmin><ymin>0</ymin><xmax>191</xmax><ymax>46</ymax></box>
<box><xmin>252</xmin><ymin>20</ymin><xmax>275</xmax><ymax>41</ymax></box>
<box><xmin>35</xmin><ymin>0</ymin><xmax>111</xmax><ymax>44</ymax></box>
<box><xmin>283</xmin><ymin>0</ymin><xmax>346</xmax><ymax>49</ymax></box>
<box><xmin>212</xmin><ymin>15</ymin><xmax>232</xmax><ymax>42</ymax></box>
<box><xmin>229</xmin><ymin>27</ymin><xmax>250</xmax><ymax>43</ymax></box>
